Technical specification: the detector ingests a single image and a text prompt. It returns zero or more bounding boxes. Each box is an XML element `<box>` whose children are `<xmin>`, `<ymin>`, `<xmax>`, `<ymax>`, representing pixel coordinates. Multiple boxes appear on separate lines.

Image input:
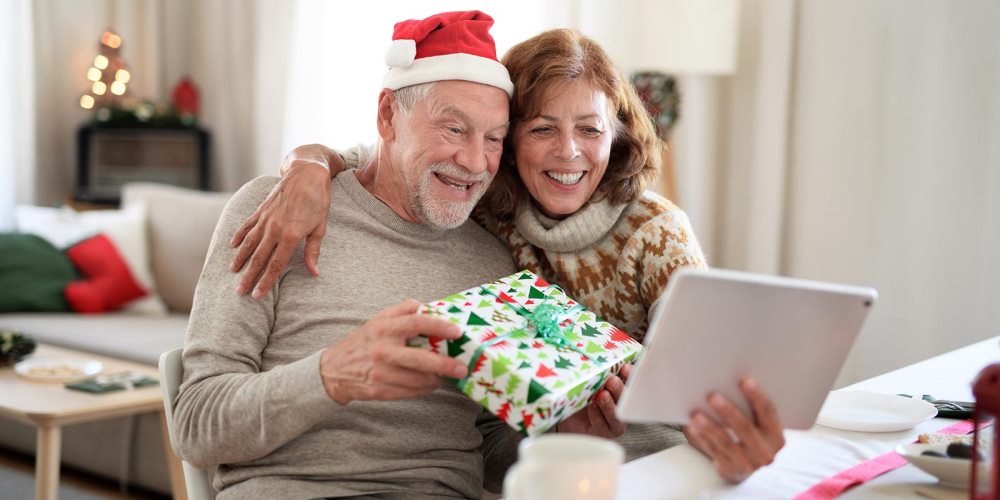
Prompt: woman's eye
<box><xmin>582</xmin><ymin>127</ymin><xmax>604</xmax><ymax>136</ymax></box>
<box><xmin>448</xmin><ymin>127</ymin><xmax>463</xmax><ymax>135</ymax></box>
<box><xmin>531</xmin><ymin>126</ymin><xmax>553</xmax><ymax>135</ymax></box>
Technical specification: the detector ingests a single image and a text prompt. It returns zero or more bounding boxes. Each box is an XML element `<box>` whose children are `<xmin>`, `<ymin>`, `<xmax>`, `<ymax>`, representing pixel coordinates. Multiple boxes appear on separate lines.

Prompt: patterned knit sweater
<box><xmin>342</xmin><ymin>147</ymin><xmax>708</xmax><ymax>461</ymax></box>
<box><xmin>475</xmin><ymin>193</ymin><xmax>708</xmax><ymax>345</ymax></box>
<box><xmin>343</xmin><ymin>145</ymin><xmax>708</xmax><ymax>344</ymax></box>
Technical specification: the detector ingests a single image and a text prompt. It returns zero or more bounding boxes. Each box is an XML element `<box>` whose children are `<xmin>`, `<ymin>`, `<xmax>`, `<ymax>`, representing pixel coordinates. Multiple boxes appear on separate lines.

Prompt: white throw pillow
<box><xmin>14</xmin><ymin>204</ymin><xmax>168</xmax><ymax>315</ymax></box>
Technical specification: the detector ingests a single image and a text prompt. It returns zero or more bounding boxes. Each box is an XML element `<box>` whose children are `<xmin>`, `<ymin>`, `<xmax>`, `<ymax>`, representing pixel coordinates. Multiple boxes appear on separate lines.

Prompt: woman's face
<box><xmin>513</xmin><ymin>80</ymin><xmax>614</xmax><ymax>219</ymax></box>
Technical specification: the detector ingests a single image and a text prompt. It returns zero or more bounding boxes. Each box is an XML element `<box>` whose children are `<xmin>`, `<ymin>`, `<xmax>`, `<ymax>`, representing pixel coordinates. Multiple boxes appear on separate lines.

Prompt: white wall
<box><xmin>789</xmin><ymin>0</ymin><xmax>1000</xmax><ymax>384</ymax></box>
<box><xmin>707</xmin><ymin>0</ymin><xmax>1000</xmax><ymax>385</ymax></box>
<box><xmin>30</xmin><ymin>0</ymin><xmax>287</xmax><ymax>203</ymax></box>
<box><xmin>22</xmin><ymin>1</ymin><xmax>999</xmax><ymax>385</ymax></box>
<box><xmin>0</xmin><ymin>0</ymin><xmax>35</xmax><ymax>228</ymax></box>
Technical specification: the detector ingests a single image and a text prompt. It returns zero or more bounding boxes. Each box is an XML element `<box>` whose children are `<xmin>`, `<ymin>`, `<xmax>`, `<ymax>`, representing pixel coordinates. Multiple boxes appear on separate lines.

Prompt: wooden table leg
<box><xmin>35</xmin><ymin>424</ymin><xmax>61</xmax><ymax>500</ymax></box>
<box><xmin>159</xmin><ymin>410</ymin><xmax>189</xmax><ymax>500</ymax></box>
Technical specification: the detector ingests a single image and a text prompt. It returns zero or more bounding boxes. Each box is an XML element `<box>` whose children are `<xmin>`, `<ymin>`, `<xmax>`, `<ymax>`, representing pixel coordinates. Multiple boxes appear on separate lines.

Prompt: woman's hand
<box><xmin>229</xmin><ymin>145</ymin><xmax>343</xmax><ymax>298</ymax></box>
<box><xmin>683</xmin><ymin>378</ymin><xmax>785</xmax><ymax>483</ymax></box>
<box><xmin>556</xmin><ymin>364</ymin><xmax>631</xmax><ymax>438</ymax></box>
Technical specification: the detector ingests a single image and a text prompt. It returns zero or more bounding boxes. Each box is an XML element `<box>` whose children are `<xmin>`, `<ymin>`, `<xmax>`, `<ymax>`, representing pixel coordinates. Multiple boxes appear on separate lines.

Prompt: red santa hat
<box><xmin>382</xmin><ymin>10</ymin><xmax>514</xmax><ymax>96</ymax></box>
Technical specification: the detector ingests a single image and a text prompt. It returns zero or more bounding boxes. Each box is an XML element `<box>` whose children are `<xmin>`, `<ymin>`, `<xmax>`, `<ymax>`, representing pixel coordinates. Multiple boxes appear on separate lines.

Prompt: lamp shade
<box><xmin>575</xmin><ymin>0</ymin><xmax>741</xmax><ymax>75</ymax></box>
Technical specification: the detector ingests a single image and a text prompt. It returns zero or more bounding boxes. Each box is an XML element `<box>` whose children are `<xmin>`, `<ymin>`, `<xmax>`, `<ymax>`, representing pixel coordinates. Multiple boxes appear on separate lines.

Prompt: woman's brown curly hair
<box><xmin>485</xmin><ymin>29</ymin><xmax>661</xmax><ymax>217</ymax></box>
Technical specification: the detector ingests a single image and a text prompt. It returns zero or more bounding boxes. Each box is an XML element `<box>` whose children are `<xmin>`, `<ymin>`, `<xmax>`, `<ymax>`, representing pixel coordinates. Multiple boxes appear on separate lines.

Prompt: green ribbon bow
<box><xmin>454</xmin><ymin>284</ymin><xmax>593</xmax><ymax>395</ymax></box>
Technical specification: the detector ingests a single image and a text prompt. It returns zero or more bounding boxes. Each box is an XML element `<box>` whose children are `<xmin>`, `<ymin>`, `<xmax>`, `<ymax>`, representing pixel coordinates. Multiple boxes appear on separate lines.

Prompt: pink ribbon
<box><xmin>794</xmin><ymin>419</ymin><xmax>981</xmax><ymax>500</ymax></box>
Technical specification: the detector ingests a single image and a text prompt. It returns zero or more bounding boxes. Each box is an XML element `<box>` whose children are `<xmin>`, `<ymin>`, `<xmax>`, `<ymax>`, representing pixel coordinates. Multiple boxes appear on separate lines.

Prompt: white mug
<box><xmin>503</xmin><ymin>434</ymin><xmax>624</xmax><ymax>500</ymax></box>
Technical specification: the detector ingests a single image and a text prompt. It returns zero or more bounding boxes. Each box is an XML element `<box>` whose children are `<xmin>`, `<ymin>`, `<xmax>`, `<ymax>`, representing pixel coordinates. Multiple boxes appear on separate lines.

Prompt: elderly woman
<box><xmin>229</xmin><ymin>29</ymin><xmax>784</xmax><ymax>481</ymax></box>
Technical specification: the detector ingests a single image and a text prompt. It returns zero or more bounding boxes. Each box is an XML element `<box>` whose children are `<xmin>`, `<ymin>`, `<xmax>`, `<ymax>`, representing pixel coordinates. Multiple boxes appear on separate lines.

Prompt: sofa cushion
<box><xmin>65</xmin><ymin>234</ymin><xmax>148</xmax><ymax>313</ymax></box>
<box><xmin>0</xmin><ymin>313</ymin><xmax>188</xmax><ymax>365</ymax></box>
<box><xmin>0</xmin><ymin>233</ymin><xmax>77</xmax><ymax>313</ymax></box>
<box><xmin>121</xmin><ymin>183</ymin><xmax>232</xmax><ymax>313</ymax></box>
<box><xmin>15</xmin><ymin>203</ymin><xmax>168</xmax><ymax>315</ymax></box>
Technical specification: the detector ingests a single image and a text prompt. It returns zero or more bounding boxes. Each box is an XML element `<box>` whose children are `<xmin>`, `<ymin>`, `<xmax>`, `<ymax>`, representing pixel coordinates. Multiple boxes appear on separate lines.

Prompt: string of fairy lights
<box><xmin>79</xmin><ymin>30</ymin><xmax>131</xmax><ymax>110</ymax></box>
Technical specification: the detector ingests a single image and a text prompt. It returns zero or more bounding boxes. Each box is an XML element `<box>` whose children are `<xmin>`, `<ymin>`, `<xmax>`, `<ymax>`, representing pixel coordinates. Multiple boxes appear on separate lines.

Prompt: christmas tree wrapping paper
<box><xmin>410</xmin><ymin>270</ymin><xmax>642</xmax><ymax>436</ymax></box>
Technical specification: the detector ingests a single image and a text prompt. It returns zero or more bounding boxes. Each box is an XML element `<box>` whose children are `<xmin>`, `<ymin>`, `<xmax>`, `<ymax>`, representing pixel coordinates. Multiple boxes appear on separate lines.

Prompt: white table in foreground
<box><xmin>618</xmin><ymin>336</ymin><xmax>1000</xmax><ymax>499</ymax></box>
<box><xmin>0</xmin><ymin>344</ymin><xmax>187</xmax><ymax>500</ymax></box>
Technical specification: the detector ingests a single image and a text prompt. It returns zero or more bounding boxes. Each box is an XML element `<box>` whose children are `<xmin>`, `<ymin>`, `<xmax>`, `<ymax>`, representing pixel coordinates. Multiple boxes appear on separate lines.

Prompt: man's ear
<box><xmin>376</xmin><ymin>89</ymin><xmax>397</xmax><ymax>142</ymax></box>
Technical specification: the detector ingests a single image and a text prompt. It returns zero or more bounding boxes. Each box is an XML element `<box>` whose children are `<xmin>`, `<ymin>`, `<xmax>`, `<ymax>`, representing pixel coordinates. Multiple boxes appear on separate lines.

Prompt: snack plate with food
<box><xmin>896</xmin><ymin>433</ymin><xmax>987</xmax><ymax>489</ymax></box>
<box><xmin>14</xmin><ymin>358</ymin><xmax>103</xmax><ymax>383</ymax></box>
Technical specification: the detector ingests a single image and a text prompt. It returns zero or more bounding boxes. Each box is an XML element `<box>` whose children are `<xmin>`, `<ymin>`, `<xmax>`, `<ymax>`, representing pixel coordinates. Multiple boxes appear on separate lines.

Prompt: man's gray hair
<box><xmin>393</xmin><ymin>82</ymin><xmax>436</xmax><ymax>115</ymax></box>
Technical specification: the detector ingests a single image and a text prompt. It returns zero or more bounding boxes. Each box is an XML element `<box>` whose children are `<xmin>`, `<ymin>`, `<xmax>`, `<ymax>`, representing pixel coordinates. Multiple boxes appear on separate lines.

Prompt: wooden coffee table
<box><xmin>0</xmin><ymin>344</ymin><xmax>186</xmax><ymax>500</ymax></box>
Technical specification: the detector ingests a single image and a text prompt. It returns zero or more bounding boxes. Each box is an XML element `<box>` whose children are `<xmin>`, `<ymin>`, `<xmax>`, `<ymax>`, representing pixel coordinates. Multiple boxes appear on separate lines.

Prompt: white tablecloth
<box><xmin>617</xmin><ymin>337</ymin><xmax>1000</xmax><ymax>499</ymax></box>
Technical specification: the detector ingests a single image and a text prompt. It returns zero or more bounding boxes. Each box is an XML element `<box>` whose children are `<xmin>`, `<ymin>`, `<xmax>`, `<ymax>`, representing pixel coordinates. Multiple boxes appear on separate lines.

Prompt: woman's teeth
<box><xmin>546</xmin><ymin>171</ymin><xmax>584</xmax><ymax>185</ymax></box>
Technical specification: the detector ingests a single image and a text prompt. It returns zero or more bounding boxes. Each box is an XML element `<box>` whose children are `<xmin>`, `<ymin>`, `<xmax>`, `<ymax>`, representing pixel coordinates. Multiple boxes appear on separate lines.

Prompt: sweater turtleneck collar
<box><xmin>513</xmin><ymin>198</ymin><xmax>628</xmax><ymax>253</ymax></box>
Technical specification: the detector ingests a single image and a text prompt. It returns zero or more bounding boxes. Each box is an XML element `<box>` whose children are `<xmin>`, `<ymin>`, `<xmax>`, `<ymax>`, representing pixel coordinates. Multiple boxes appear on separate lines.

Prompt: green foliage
<box><xmin>0</xmin><ymin>330</ymin><xmax>36</xmax><ymax>366</ymax></box>
<box><xmin>631</xmin><ymin>71</ymin><xmax>680</xmax><ymax>140</ymax></box>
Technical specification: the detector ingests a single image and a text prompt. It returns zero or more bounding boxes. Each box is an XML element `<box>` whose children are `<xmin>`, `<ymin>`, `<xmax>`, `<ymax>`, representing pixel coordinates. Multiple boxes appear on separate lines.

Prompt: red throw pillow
<box><xmin>64</xmin><ymin>234</ymin><xmax>148</xmax><ymax>313</ymax></box>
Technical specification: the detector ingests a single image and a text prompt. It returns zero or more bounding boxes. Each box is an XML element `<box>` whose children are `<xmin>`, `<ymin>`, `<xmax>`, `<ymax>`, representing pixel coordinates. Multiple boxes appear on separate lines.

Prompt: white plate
<box><xmin>815</xmin><ymin>390</ymin><xmax>937</xmax><ymax>432</ymax></box>
<box><xmin>896</xmin><ymin>443</ymin><xmax>986</xmax><ymax>489</ymax></box>
<box><xmin>14</xmin><ymin>358</ymin><xmax>103</xmax><ymax>383</ymax></box>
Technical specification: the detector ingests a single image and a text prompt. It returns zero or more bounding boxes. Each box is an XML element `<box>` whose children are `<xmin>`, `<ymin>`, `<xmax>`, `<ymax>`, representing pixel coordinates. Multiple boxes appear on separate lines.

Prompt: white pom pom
<box><xmin>385</xmin><ymin>39</ymin><xmax>417</xmax><ymax>68</ymax></box>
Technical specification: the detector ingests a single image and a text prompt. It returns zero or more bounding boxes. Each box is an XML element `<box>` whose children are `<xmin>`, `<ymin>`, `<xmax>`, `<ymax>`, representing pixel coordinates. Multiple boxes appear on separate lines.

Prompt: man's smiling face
<box><xmin>391</xmin><ymin>80</ymin><xmax>510</xmax><ymax>228</ymax></box>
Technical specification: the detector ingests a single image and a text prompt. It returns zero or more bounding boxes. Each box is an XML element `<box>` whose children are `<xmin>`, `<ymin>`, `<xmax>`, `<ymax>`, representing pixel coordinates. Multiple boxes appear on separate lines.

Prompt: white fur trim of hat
<box><xmin>382</xmin><ymin>52</ymin><xmax>513</xmax><ymax>96</ymax></box>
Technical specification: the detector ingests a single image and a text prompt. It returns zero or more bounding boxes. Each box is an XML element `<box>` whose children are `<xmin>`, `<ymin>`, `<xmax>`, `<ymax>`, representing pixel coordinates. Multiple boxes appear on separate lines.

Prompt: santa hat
<box><xmin>382</xmin><ymin>11</ymin><xmax>514</xmax><ymax>96</ymax></box>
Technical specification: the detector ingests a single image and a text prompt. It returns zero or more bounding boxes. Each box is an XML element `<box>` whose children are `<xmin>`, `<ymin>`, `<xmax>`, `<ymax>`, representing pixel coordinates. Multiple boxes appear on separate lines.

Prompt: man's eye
<box><xmin>487</xmin><ymin>136</ymin><xmax>503</xmax><ymax>145</ymax></box>
<box><xmin>448</xmin><ymin>127</ymin><xmax>463</xmax><ymax>135</ymax></box>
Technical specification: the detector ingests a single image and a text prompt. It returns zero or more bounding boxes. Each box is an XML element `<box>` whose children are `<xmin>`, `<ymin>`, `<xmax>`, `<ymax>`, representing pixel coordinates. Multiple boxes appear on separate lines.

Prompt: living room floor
<box><xmin>0</xmin><ymin>446</ymin><xmax>168</xmax><ymax>500</ymax></box>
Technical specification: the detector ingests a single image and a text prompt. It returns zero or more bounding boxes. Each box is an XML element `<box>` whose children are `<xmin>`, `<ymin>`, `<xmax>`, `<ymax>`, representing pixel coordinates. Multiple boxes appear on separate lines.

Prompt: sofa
<box><xmin>0</xmin><ymin>182</ymin><xmax>232</xmax><ymax>495</ymax></box>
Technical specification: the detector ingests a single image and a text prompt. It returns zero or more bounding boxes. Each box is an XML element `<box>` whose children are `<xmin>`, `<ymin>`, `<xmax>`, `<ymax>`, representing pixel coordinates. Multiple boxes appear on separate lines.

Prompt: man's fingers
<box><xmin>380</xmin><ymin>314</ymin><xmax>463</xmax><ymax>341</ymax></box>
<box><xmin>366</xmin><ymin>363</ymin><xmax>444</xmax><ymax>391</ymax></box>
<box><xmin>378</xmin><ymin>344</ymin><xmax>468</xmax><ymax>379</ymax></box>
<box><xmin>230</xmin><ymin>210</ymin><xmax>261</xmax><ymax>248</ymax></box>
<box><xmin>303</xmin><ymin>230</ymin><xmax>325</xmax><ymax>277</ymax></box>
<box><xmin>230</xmin><ymin>221</ymin><xmax>265</xmax><ymax>275</ymax></box>
<box><xmin>371</xmin><ymin>299</ymin><xmax>423</xmax><ymax>321</ymax></box>
<box><xmin>236</xmin><ymin>232</ymin><xmax>278</xmax><ymax>295</ymax></box>
<box><xmin>251</xmin><ymin>241</ymin><xmax>297</xmax><ymax>299</ymax></box>
<box><xmin>367</xmin><ymin>384</ymin><xmax>439</xmax><ymax>402</ymax></box>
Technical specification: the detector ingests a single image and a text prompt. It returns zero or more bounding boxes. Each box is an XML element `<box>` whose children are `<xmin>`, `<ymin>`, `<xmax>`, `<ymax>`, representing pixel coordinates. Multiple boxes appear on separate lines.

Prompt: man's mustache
<box><xmin>429</xmin><ymin>163</ymin><xmax>491</xmax><ymax>183</ymax></box>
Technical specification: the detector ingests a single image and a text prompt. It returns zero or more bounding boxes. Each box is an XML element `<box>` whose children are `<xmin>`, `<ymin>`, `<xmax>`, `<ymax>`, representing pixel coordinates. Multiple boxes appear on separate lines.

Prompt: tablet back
<box><xmin>616</xmin><ymin>268</ymin><xmax>877</xmax><ymax>430</ymax></box>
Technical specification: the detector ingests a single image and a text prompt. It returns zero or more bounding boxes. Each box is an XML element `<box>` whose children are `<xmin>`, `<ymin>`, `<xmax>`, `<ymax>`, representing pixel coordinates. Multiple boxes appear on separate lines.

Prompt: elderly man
<box><xmin>173</xmin><ymin>11</ymin><xmax>629</xmax><ymax>499</ymax></box>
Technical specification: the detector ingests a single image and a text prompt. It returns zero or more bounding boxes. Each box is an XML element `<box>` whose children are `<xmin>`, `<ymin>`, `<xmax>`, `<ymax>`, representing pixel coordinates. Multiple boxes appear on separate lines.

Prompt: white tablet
<box><xmin>616</xmin><ymin>268</ymin><xmax>877</xmax><ymax>430</ymax></box>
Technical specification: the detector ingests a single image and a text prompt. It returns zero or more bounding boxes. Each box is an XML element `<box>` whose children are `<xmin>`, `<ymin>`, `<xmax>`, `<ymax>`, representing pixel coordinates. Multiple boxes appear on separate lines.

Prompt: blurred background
<box><xmin>1</xmin><ymin>0</ymin><xmax>998</xmax><ymax>386</ymax></box>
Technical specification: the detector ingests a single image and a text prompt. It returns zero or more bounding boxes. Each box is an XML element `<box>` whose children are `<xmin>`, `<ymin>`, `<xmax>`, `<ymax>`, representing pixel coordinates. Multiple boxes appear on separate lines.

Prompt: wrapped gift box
<box><xmin>412</xmin><ymin>270</ymin><xmax>642</xmax><ymax>436</ymax></box>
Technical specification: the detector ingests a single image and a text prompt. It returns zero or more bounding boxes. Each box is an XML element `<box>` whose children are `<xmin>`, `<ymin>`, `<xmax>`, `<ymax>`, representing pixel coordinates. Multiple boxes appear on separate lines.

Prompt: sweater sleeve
<box><xmin>638</xmin><ymin>207</ymin><xmax>709</xmax><ymax>326</ymax></box>
<box><xmin>476</xmin><ymin>409</ymin><xmax>523</xmax><ymax>493</ymax></box>
<box><xmin>338</xmin><ymin>143</ymin><xmax>375</xmax><ymax>170</ymax></box>
<box><xmin>172</xmin><ymin>176</ymin><xmax>340</xmax><ymax>468</ymax></box>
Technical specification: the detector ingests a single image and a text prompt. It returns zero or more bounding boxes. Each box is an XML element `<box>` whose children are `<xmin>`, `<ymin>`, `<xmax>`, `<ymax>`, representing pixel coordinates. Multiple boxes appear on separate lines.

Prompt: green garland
<box><xmin>631</xmin><ymin>71</ymin><xmax>680</xmax><ymax>140</ymax></box>
<box><xmin>0</xmin><ymin>330</ymin><xmax>37</xmax><ymax>366</ymax></box>
<box><xmin>89</xmin><ymin>102</ymin><xmax>197</xmax><ymax>129</ymax></box>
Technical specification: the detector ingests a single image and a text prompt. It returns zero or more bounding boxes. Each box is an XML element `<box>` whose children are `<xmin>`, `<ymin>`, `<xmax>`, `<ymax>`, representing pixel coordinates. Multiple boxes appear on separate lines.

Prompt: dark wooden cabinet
<box><xmin>76</xmin><ymin>125</ymin><xmax>210</xmax><ymax>204</ymax></box>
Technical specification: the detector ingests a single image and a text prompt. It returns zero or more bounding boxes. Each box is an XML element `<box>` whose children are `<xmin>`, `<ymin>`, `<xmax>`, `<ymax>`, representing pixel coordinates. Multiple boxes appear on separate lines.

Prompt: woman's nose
<box><xmin>556</xmin><ymin>132</ymin><xmax>580</xmax><ymax>161</ymax></box>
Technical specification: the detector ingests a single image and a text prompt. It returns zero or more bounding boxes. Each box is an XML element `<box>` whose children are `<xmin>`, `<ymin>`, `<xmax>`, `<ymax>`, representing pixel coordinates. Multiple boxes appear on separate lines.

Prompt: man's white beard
<box><xmin>411</xmin><ymin>162</ymin><xmax>490</xmax><ymax>229</ymax></box>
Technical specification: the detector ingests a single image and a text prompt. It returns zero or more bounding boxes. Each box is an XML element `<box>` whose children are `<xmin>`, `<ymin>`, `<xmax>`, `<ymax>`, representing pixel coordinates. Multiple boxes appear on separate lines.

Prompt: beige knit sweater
<box><xmin>344</xmin><ymin>146</ymin><xmax>709</xmax><ymax>461</ymax></box>
<box><xmin>174</xmin><ymin>174</ymin><xmax>520</xmax><ymax>499</ymax></box>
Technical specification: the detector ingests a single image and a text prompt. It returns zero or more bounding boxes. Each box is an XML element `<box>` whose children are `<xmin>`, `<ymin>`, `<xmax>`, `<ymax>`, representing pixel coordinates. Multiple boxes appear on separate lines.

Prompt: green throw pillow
<box><xmin>0</xmin><ymin>233</ymin><xmax>79</xmax><ymax>312</ymax></box>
